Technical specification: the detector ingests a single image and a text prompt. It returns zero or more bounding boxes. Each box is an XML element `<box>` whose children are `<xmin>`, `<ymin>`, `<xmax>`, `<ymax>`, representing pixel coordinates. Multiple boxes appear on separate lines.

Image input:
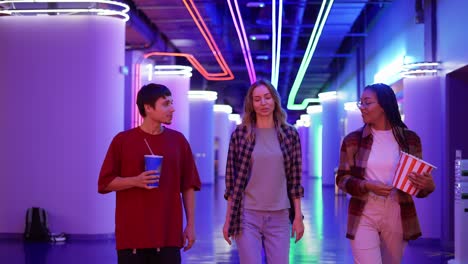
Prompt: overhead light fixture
<box><xmin>0</xmin><ymin>0</ymin><xmax>130</xmax><ymax>21</ymax></box>
<box><xmin>214</xmin><ymin>104</ymin><xmax>233</xmax><ymax>114</ymax></box>
<box><xmin>318</xmin><ymin>91</ymin><xmax>337</xmax><ymax>101</ymax></box>
<box><xmin>255</xmin><ymin>55</ymin><xmax>269</xmax><ymax>60</ymax></box>
<box><xmin>344</xmin><ymin>102</ymin><xmax>359</xmax><ymax>111</ymax></box>
<box><xmin>227</xmin><ymin>0</ymin><xmax>256</xmax><ymax>83</ymax></box>
<box><xmin>171</xmin><ymin>39</ymin><xmax>196</xmax><ymax>47</ymax></box>
<box><xmin>306</xmin><ymin>105</ymin><xmax>323</xmax><ymax>114</ymax></box>
<box><xmin>400</xmin><ymin>62</ymin><xmax>439</xmax><ymax>77</ymax></box>
<box><xmin>188</xmin><ymin>91</ymin><xmax>218</xmax><ymax>101</ymax></box>
<box><xmin>154</xmin><ymin>65</ymin><xmax>193</xmax><ymax>77</ymax></box>
<box><xmin>246</xmin><ymin>2</ymin><xmax>265</xmax><ymax>8</ymax></box>
<box><xmin>287</xmin><ymin>0</ymin><xmax>334</xmax><ymax>110</ymax></box>
<box><xmin>249</xmin><ymin>34</ymin><xmax>270</xmax><ymax>41</ymax></box>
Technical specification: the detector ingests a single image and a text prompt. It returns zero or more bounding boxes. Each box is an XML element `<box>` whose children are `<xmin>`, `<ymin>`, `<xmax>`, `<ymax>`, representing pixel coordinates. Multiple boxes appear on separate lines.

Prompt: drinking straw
<box><xmin>144</xmin><ymin>138</ymin><xmax>155</xmax><ymax>155</ymax></box>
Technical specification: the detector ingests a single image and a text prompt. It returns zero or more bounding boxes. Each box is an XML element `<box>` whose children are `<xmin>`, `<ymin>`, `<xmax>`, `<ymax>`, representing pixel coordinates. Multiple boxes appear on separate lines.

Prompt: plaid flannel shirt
<box><xmin>224</xmin><ymin>124</ymin><xmax>304</xmax><ymax>236</ymax></box>
<box><xmin>336</xmin><ymin>124</ymin><xmax>433</xmax><ymax>241</ymax></box>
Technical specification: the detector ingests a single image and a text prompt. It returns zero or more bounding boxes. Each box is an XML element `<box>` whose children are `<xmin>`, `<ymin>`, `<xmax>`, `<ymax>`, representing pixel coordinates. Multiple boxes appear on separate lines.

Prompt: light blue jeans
<box><xmin>235</xmin><ymin>208</ymin><xmax>290</xmax><ymax>264</ymax></box>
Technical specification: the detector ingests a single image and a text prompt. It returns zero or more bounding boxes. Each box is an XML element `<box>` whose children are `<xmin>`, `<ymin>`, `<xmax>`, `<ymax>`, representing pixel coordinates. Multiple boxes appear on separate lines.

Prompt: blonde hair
<box><xmin>241</xmin><ymin>80</ymin><xmax>288</xmax><ymax>141</ymax></box>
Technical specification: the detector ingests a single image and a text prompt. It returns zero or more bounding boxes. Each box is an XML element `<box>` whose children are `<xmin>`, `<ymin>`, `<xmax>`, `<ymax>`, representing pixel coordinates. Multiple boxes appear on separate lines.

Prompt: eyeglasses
<box><xmin>356</xmin><ymin>101</ymin><xmax>377</xmax><ymax>108</ymax></box>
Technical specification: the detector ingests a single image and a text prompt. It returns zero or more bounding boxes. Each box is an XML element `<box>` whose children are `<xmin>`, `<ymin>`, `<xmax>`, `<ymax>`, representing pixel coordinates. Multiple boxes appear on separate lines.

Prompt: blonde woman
<box><xmin>223</xmin><ymin>80</ymin><xmax>305</xmax><ymax>264</ymax></box>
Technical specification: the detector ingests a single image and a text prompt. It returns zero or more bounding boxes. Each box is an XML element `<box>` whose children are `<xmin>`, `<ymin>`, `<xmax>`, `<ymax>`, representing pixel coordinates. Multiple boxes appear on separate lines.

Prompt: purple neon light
<box><xmin>227</xmin><ymin>0</ymin><xmax>256</xmax><ymax>83</ymax></box>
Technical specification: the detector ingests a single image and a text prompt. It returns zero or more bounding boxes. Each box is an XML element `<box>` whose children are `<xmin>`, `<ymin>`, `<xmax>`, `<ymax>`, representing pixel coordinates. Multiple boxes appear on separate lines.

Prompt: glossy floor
<box><xmin>0</xmin><ymin>178</ymin><xmax>453</xmax><ymax>263</ymax></box>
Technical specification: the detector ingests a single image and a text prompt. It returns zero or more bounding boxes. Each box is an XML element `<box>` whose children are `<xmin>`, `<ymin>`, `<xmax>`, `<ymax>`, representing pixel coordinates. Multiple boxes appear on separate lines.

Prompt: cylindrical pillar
<box><xmin>344</xmin><ymin>102</ymin><xmax>363</xmax><ymax>135</ymax></box>
<box><xmin>152</xmin><ymin>65</ymin><xmax>192</xmax><ymax>139</ymax></box>
<box><xmin>319</xmin><ymin>92</ymin><xmax>340</xmax><ymax>186</ymax></box>
<box><xmin>214</xmin><ymin>105</ymin><xmax>232</xmax><ymax>177</ymax></box>
<box><xmin>228</xmin><ymin>114</ymin><xmax>241</xmax><ymax>133</ymax></box>
<box><xmin>307</xmin><ymin>106</ymin><xmax>323</xmax><ymax>178</ymax></box>
<box><xmin>403</xmin><ymin>76</ymin><xmax>442</xmax><ymax>238</ymax></box>
<box><xmin>188</xmin><ymin>91</ymin><xmax>217</xmax><ymax>184</ymax></box>
<box><xmin>296</xmin><ymin>114</ymin><xmax>310</xmax><ymax>176</ymax></box>
<box><xmin>0</xmin><ymin>16</ymin><xmax>125</xmax><ymax>235</ymax></box>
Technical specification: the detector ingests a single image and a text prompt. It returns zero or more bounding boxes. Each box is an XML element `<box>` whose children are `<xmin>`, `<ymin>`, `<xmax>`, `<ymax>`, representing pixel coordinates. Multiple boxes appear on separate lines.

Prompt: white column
<box><xmin>0</xmin><ymin>16</ymin><xmax>125</xmax><ymax>235</ymax></box>
<box><xmin>403</xmin><ymin>76</ymin><xmax>442</xmax><ymax>239</ymax></box>
<box><xmin>152</xmin><ymin>65</ymin><xmax>192</xmax><ymax>139</ymax></box>
<box><xmin>296</xmin><ymin>114</ymin><xmax>310</xmax><ymax>176</ymax></box>
<box><xmin>319</xmin><ymin>92</ymin><xmax>340</xmax><ymax>186</ymax></box>
<box><xmin>188</xmin><ymin>91</ymin><xmax>217</xmax><ymax>184</ymax></box>
<box><xmin>214</xmin><ymin>105</ymin><xmax>232</xmax><ymax>177</ymax></box>
<box><xmin>344</xmin><ymin>102</ymin><xmax>363</xmax><ymax>135</ymax></box>
<box><xmin>307</xmin><ymin>106</ymin><xmax>323</xmax><ymax>178</ymax></box>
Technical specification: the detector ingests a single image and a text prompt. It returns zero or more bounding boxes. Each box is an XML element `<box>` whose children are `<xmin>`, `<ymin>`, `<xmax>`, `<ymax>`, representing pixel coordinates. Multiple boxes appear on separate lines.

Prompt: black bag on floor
<box><xmin>24</xmin><ymin>207</ymin><xmax>51</xmax><ymax>242</ymax></box>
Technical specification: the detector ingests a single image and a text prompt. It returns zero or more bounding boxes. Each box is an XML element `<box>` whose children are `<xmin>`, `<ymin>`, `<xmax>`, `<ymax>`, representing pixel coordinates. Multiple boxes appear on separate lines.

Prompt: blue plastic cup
<box><xmin>144</xmin><ymin>155</ymin><xmax>163</xmax><ymax>187</ymax></box>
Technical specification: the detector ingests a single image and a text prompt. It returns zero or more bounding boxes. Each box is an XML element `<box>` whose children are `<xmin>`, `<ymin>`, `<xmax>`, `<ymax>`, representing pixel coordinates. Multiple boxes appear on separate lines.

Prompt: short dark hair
<box><xmin>136</xmin><ymin>83</ymin><xmax>172</xmax><ymax>117</ymax></box>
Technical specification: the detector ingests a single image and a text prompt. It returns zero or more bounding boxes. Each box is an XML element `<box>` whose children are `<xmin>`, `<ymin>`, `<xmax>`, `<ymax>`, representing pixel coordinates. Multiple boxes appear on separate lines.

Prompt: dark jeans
<box><xmin>117</xmin><ymin>247</ymin><xmax>181</xmax><ymax>264</ymax></box>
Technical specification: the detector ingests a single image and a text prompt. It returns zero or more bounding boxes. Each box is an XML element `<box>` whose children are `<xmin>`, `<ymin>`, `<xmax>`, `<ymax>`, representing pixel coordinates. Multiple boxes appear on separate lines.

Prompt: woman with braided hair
<box><xmin>336</xmin><ymin>83</ymin><xmax>435</xmax><ymax>264</ymax></box>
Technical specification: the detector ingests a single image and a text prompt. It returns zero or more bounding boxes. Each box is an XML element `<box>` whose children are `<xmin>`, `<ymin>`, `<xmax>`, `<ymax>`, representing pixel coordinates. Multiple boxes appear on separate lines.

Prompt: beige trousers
<box><xmin>350</xmin><ymin>192</ymin><xmax>408</xmax><ymax>264</ymax></box>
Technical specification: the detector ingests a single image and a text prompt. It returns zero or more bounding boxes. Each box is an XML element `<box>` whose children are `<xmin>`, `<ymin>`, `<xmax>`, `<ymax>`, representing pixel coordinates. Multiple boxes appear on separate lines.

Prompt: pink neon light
<box><xmin>227</xmin><ymin>0</ymin><xmax>256</xmax><ymax>83</ymax></box>
<box><xmin>143</xmin><ymin>52</ymin><xmax>233</xmax><ymax>81</ymax></box>
<box><xmin>182</xmin><ymin>0</ymin><xmax>234</xmax><ymax>79</ymax></box>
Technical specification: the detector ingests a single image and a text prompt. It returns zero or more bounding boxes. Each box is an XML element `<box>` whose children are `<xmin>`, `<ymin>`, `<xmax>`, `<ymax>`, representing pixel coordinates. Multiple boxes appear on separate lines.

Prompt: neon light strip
<box><xmin>227</xmin><ymin>0</ymin><xmax>256</xmax><ymax>83</ymax></box>
<box><xmin>133</xmin><ymin>64</ymin><xmax>142</xmax><ymax>127</ymax></box>
<box><xmin>0</xmin><ymin>0</ymin><xmax>130</xmax><ymax>21</ymax></box>
<box><xmin>182</xmin><ymin>0</ymin><xmax>233</xmax><ymax>79</ymax></box>
<box><xmin>143</xmin><ymin>52</ymin><xmax>233</xmax><ymax>81</ymax></box>
<box><xmin>287</xmin><ymin>0</ymin><xmax>334</xmax><ymax>110</ymax></box>
<box><xmin>271</xmin><ymin>0</ymin><xmax>283</xmax><ymax>88</ymax></box>
<box><xmin>188</xmin><ymin>91</ymin><xmax>218</xmax><ymax>101</ymax></box>
<box><xmin>271</xmin><ymin>0</ymin><xmax>277</xmax><ymax>86</ymax></box>
<box><xmin>276</xmin><ymin>0</ymin><xmax>283</xmax><ymax>87</ymax></box>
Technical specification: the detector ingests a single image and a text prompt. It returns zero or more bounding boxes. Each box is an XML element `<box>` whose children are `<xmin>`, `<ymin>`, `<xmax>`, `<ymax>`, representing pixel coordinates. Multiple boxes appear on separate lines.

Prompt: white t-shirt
<box><xmin>365</xmin><ymin>128</ymin><xmax>400</xmax><ymax>185</ymax></box>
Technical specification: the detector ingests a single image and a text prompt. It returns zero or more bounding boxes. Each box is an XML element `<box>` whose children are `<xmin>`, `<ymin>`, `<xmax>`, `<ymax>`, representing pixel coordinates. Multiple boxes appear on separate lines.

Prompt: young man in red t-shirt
<box><xmin>98</xmin><ymin>83</ymin><xmax>201</xmax><ymax>264</ymax></box>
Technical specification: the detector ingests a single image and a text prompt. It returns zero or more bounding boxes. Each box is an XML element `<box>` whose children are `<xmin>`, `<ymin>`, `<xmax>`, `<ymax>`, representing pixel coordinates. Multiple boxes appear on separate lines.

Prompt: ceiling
<box><xmin>124</xmin><ymin>0</ymin><xmax>391</xmax><ymax>120</ymax></box>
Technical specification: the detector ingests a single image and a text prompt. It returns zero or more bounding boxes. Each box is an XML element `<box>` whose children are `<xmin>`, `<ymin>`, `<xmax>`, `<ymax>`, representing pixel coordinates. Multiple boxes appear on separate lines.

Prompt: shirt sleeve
<box><xmin>224</xmin><ymin>130</ymin><xmax>237</xmax><ymax>200</ymax></box>
<box><xmin>411</xmin><ymin>132</ymin><xmax>432</xmax><ymax>198</ymax></box>
<box><xmin>289</xmin><ymin>127</ymin><xmax>304</xmax><ymax>199</ymax></box>
<box><xmin>98</xmin><ymin>134</ymin><xmax>122</xmax><ymax>194</ymax></box>
<box><xmin>336</xmin><ymin>134</ymin><xmax>368</xmax><ymax>196</ymax></box>
<box><xmin>180</xmin><ymin>136</ymin><xmax>201</xmax><ymax>192</ymax></box>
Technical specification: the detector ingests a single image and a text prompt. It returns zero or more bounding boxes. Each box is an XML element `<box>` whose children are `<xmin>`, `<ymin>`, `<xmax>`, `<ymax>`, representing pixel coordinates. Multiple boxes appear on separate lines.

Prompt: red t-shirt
<box><xmin>98</xmin><ymin>127</ymin><xmax>201</xmax><ymax>250</ymax></box>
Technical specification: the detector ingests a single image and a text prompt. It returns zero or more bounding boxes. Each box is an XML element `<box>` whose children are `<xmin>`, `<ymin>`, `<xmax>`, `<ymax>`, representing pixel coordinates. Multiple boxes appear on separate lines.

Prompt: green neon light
<box><xmin>287</xmin><ymin>0</ymin><xmax>334</xmax><ymax>110</ymax></box>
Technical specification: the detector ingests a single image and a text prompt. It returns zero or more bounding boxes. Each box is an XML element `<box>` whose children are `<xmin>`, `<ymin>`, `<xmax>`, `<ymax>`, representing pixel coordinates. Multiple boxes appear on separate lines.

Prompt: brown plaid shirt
<box><xmin>224</xmin><ymin>124</ymin><xmax>304</xmax><ymax>236</ymax></box>
<box><xmin>336</xmin><ymin>124</ymin><xmax>433</xmax><ymax>241</ymax></box>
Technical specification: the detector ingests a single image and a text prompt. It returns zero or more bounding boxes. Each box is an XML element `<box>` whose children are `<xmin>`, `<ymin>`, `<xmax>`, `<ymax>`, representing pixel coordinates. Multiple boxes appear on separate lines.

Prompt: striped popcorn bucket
<box><xmin>392</xmin><ymin>151</ymin><xmax>436</xmax><ymax>195</ymax></box>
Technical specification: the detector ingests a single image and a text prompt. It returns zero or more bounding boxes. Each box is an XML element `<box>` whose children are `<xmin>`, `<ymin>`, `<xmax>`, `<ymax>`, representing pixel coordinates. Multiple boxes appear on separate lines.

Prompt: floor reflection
<box><xmin>0</xmin><ymin>177</ymin><xmax>453</xmax><ymax>263</ymax></box>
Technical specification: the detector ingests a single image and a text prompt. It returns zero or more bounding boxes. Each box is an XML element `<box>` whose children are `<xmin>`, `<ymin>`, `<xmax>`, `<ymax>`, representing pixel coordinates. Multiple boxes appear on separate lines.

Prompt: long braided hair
<box><xmin>364</xmin><ymin>83</ymin><xmax>409</xmax><ymax>152</ymax></box>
